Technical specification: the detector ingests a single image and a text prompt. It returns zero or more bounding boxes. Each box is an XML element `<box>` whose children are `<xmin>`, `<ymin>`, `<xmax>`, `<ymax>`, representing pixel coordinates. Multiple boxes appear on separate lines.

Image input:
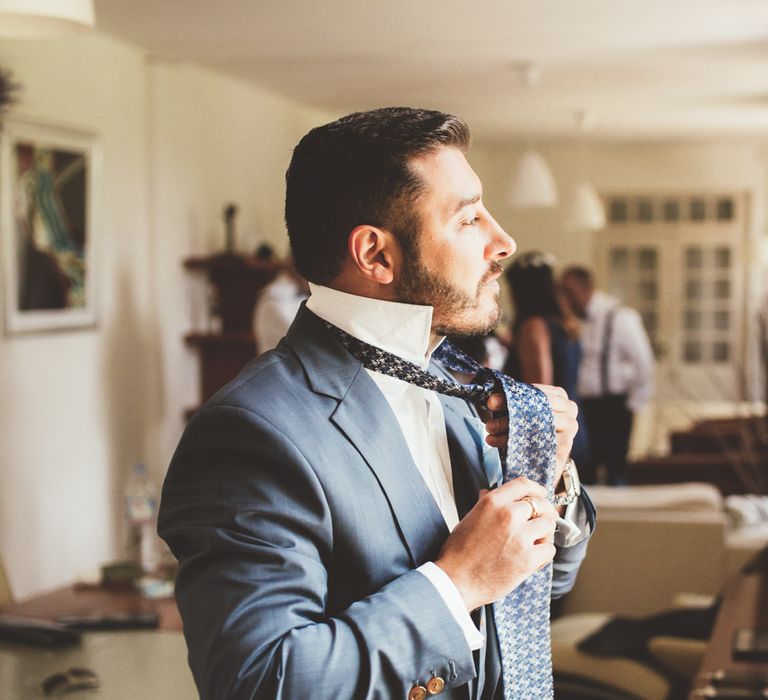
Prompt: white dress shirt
<box><xmin>577</xmin><ymin>290</ymin><xmax>655</xmax><ymax>413</ymax></box>
<box><xmin>306</xmin><ymin>283</ymin><xmax>586</xmax><ymax>652</ymax></box>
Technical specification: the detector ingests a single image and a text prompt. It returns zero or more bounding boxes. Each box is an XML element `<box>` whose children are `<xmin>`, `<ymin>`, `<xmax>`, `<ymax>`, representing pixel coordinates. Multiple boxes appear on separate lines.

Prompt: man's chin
<box><xmin>433</xmin><ymin>302</ymin><xmax>501</xmax><ymax>338</ymax></box>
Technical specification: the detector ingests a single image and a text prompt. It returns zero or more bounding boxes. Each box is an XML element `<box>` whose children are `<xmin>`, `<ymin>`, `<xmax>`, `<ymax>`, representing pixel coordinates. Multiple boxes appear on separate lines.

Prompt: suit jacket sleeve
<box><xmin>551</xmin><ymin>488</ymin><xmax>596</xmax><ymax>599</ymax></box>
<box><xmin>158</xmin><ymin>403</ymin><xmax>476</xmax><ymax>700</ymax></box>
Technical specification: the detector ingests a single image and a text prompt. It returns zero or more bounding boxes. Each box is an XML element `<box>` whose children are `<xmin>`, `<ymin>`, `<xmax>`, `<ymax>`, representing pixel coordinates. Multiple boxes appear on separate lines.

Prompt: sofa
<box><xmin>550</xmin><ymin>482</ymin><xmax>768</xmax><ymax>699</ymax></box>
<box><xmin>561</xmin><ymin>482</ymin><xmax>768</xmax><ymax>617</ymax></box>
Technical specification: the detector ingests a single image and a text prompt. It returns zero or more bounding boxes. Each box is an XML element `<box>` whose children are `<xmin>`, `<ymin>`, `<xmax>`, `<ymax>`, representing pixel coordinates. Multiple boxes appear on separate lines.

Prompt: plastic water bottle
<box><xmin>125</xmin><ymin>463</ymin><xmax>159</xmax><ymax>574</ymax></box>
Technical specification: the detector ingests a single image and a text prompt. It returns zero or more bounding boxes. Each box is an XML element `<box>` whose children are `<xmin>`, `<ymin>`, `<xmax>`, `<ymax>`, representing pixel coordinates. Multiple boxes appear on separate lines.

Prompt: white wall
<box><xmin>0</xmin><ymin>34</ymin><xmax>153</xmax><ymax>598</ymax></box>
<box><xmin>146</xmin><ymin>60</ymin><xmax>332</xmax><ymax>478</ymax></box>
<box><xmin>0</xmin><ymin>37</ymin><xmax>331</xmax><ymax>599</ymax></box>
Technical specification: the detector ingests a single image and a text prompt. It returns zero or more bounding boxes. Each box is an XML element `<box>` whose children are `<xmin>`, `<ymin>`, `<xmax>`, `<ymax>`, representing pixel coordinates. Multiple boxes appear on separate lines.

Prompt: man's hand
<box><xmin>434</xmin><ymin>477</ymin><xmax>557</xmax><ymax>611</ymax></box>
<box><xmin>483</xmin><ymin>384</ymin><xmax>578</xmax><ymax>486</ymax></box>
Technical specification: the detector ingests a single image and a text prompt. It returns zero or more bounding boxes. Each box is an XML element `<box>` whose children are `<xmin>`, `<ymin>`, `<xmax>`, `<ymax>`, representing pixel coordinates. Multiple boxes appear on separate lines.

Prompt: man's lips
<box><xmin>481</xmin><ymin>263</ymin><xmax>504</xmax><ymax>286</ymax></box>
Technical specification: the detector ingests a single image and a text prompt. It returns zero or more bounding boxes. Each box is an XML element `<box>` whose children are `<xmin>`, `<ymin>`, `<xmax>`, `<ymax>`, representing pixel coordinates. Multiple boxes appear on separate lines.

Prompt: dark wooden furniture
<box><xmin>628</xmin><ymin>416</ymin><xmax>768</xmax><ymax>495</ymax></box>
<box><xmin>691</xmin><ymin>566</ymin><xmax>768</xmax><ymax>697</ymax></box>
<box><xmin>184</xmin><ymin>332</ymin><xmax>256</xmax><ymax>405</ymax></box>
<box><xmin>184</xmin><ymin>255</ymin><xmax>278</xmax><ymax>413</ymax></box>
<box><xmin>0</xmin><ymin>584</ymin><xmax>181</xmax><ymax>631</ymax></box>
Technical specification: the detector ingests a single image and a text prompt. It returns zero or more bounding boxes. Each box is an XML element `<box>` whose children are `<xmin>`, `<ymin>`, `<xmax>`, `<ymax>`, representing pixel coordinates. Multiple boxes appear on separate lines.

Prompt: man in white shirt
<box><xmin>253</xmin><ymin>256</ymin><xmax>309</xmax><ymax>353</ymax></box>
<box><xmin>159</xmin><ymin>108</ymin><xmax>594</xmax><ymax>700</ymax></box>
<box><xmin>561</xmin><ymin>265</ymin><xmax>655</xmax><ymax>485</ymax></box>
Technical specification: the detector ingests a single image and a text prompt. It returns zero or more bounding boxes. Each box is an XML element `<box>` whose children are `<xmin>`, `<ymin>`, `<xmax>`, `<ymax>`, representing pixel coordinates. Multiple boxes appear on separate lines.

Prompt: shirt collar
<box><xmin>305</xmin><ymin>283</ymin><xmax>443</xmax><ymax>369</ymax></box>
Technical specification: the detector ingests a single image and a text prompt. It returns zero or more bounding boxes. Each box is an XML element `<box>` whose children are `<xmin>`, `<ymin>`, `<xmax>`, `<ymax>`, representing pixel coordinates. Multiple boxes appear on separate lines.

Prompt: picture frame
<box><xmin>1</xmin><ymin>118</ymin><xmax>100</xmax><ymax>333</ymax></box>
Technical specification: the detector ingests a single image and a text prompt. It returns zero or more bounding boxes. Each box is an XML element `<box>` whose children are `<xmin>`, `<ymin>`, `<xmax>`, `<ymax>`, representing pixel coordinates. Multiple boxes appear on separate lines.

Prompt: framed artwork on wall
<box><xmin>1</xmin><ymin>118</ymin><xmax>100</xmax><ymax>333</ymax></box>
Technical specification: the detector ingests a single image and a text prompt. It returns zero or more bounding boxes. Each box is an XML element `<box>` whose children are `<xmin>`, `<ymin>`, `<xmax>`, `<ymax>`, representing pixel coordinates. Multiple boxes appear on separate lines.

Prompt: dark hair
<box><xmin>505</xmin><ymin>251</ymin><xmax>561</xmax><ymax>323</ymax></box>
<box><xmin>561</xmin><ymin>265</ymin><xmax>594</xmax><ymax>288</ymax></box>
<box><xmin>284</xmin><ymin>107</ymin><xmax>470</xmax><ymax>284</ymax></box>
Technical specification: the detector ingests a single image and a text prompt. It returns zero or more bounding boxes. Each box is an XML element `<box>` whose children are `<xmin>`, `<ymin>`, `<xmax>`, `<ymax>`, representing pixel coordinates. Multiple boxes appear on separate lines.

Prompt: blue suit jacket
<box><xmin>158</xmin><ymin>306</ymin><xmax>595</xmax><ymax>699</ymax></box>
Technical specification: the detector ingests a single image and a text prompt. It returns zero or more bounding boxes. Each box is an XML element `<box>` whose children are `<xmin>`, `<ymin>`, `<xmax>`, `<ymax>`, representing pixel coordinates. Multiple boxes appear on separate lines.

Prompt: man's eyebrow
<box><xmin>452</xmin><ymin>193</ymin><xmax>481</xmax><ymax>215</ymax></box>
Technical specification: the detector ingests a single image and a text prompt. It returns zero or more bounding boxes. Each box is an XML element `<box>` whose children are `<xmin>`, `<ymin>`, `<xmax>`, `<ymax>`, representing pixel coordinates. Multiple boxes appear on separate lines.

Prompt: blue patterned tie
<box><xmin>324</xmin><ymin>322</ymin><xmax>557</xmax><ymax>700</ymax></box>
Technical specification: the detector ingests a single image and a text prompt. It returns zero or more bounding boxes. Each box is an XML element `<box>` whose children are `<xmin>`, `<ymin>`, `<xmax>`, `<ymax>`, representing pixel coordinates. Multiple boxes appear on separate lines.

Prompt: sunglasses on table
<box><xmin>41</xmin><ymin>666</ymin><xmax>99</xmax><ymax>696</ymax></box>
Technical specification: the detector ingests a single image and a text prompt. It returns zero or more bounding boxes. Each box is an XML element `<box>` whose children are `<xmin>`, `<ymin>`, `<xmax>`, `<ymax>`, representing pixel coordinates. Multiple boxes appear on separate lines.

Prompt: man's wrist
<box><xmin>431</xmin><ymin>559</ymin><xmax>479</xmax><ymax>612</ymax></box>
<box><xmin>417</xmin><ymin>562</ymin><xmax>485</xmax><ymax>651</ymax></box>
<box><xmin>554</xmin><ymin>457</ymin><xmax>581</xmax><ymax>506</ymax></box>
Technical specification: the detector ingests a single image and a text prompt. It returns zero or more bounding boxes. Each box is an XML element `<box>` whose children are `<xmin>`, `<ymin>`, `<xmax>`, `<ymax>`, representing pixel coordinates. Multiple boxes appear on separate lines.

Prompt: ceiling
<box><xmin>94</xmin><ymin>0</ymin><xmax>768</xmax><ymax>141</ymax></box>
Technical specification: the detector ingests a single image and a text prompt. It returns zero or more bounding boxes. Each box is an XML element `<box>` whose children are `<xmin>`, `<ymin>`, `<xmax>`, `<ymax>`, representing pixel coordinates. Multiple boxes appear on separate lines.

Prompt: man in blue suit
<box><xmin>158</xmin><ymin>107</ymin><xmax>594</xmax><ymax>699</ymax></box>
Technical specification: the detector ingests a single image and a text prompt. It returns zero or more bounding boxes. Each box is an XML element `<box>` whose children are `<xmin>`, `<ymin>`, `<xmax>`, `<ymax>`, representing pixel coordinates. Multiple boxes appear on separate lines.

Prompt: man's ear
<box><xmin>347</xmin><ymin>225</ymin><xmax>399</xmax><ymax>285</ymax></box>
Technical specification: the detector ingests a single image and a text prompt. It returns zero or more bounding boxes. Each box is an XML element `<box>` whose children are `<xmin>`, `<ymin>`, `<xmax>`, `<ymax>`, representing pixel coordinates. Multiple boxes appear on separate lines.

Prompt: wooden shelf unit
<box><xmin>183</xmin><ymin>254</ymin><xmax>278</xmax><ymax>416</ymax></box>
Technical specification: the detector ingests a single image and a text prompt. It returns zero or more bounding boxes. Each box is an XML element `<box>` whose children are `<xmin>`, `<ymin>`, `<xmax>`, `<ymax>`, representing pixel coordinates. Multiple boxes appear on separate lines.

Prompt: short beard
<box><xmin>395</xmin><ymin>232</ymin><xmax>502</xmax><ymax>337</ymax></box>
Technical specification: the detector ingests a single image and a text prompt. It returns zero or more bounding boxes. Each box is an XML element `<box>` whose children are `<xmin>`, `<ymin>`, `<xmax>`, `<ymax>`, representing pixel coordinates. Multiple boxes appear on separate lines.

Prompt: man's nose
<box><xmin>486</xmin><ymin>213</ymin><xmax>516</xmax><ymax>260</ymax></box>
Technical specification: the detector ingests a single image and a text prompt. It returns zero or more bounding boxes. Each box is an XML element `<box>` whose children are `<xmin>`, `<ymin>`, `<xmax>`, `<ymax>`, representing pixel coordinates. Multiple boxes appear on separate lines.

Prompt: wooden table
<box><xmin>0</xmin><ymin>585</ymin><xmax>194</xmax><ymax>699</ymax></box>
<box><xmin>1</xmin><ymin>584</ymin><xmax>182</xmax><ymax>631</ymax></box>
<box><xmin>691</xmin><ymin>571</ymin><xmax>768</xmax><ymax>697</ymax></box>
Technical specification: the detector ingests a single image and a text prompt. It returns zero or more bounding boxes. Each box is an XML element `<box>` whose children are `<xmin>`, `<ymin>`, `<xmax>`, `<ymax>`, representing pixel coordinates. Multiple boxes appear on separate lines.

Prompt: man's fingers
<box><xmin>531</xmin><ymin>542</ymin><xmax>557</xmax><ymax>569</ymax></box>
<box><xmin>489</xmin><ymin>476</ymin><xmax>548</xmax><ymax>504</ymax></box>
<box><xmin>533</xmin><ymin>383</ymin><xmax>568</xmax><ymax>402</ymax></box>
<box><xmin>485</xmin><ymin>433</ymin><xmax>506</xmax><ymax>449</ymax></box>
<box><xmin>485</xmin><ymin>416</ymin><xmax>508</xmax><ymax>435</ymax></box>
<box><xmin>485</xmin><ymin>392</ymin><xmax>506</xmax><ymax>413</ymax></box>
<box><xmin>486</xmin><ymin>386</ymin><xmax>577</xmax><ymax>428</ymax></box>
<box><xmin>525</xmin><ymin>512</ymin><xmax>558</xmax><ymax>540</ymax></box>
<box><xmin>533</xmin><ymin>383</ymin><xmax>577</xmax><ymax>415</ymax></box>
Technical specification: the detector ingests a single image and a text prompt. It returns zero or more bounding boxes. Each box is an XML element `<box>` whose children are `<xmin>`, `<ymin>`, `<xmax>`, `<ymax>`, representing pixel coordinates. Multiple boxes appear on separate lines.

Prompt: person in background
<box><xmin>504</xmin><ymin>251</ymin><xmax>589</xmax><ymax>468</ymax></box>
<box><xmin>561</xmin><ymin>265</ymin><xmax>655</xmax><ymax>485</ymax></box>
<box><xmin>447</xmin><ymin>332</ymin><xmax>508</xmax><ymax>372</ymax></box>
<box><xmin>253</xmin><ymin>255</ymin><xmax>309</xmax><ymax>353</ymax></box>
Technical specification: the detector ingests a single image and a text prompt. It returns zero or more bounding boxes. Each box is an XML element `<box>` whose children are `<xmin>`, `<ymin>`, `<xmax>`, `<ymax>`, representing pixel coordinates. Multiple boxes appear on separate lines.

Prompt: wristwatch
<box><xmin>554</xmin><ymin>457</ymin><xmax>581</xmax><ymax>506</ymax></box>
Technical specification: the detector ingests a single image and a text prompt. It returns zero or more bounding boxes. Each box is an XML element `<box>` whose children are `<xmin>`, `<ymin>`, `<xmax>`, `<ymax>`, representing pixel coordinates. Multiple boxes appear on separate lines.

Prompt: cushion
<box><xmin>725</xmin><ymin>495</ymin><xmax>768</xmax><ymax>527</ymax></box>
<box><xmin>586</xmin><ymin>483</ymin><xmax>722</xmax><ymax>512</ymax></box>
<box><xmin>551</xmin><ymin>613</ymin><xmax>671</xmax><ymax>700</ymax></box>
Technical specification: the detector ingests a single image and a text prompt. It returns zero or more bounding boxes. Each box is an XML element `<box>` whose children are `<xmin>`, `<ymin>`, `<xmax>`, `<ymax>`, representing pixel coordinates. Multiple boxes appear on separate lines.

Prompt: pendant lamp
<box><xmin>507</xmin><ymin>149</ymin><xmax>559</xmax><ymax>209</ymax></box>
<box><xmin>505</xmin><ymin>62</ymin><xmax>558</xmax><ymax>209</ymax></box>
<box><xmin>0</xmin><ymin>0</ymin><xmax>94</xmax><ymax>38</ymax></box>
<box><xmin>567</xmin><ymin>181</ymin><xmax>606</xmax><ymax>231</ymax></box>
<box><xmin>565</xmin><ymin>110</ymin><xmax>606</xmax><ymax>231</ymax></box>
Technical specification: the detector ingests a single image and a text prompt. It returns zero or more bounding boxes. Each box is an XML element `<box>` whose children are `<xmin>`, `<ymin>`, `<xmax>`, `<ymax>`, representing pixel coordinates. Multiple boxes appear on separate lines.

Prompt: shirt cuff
<box><xmin>555</xmin><ymin>497</ymin><xmax>591</xmax><ymax>547</ymax></box>
<box><xmin>417</xmin><ymin>561</ymin><xmax>485</xmax><ymax>651</ymax></box>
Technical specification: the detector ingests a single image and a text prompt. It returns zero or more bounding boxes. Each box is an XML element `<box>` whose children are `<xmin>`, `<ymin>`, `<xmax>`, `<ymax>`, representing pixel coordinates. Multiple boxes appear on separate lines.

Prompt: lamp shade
<box><xmin>507</xmin><ymin>149</ymin><xmax>558</xmax><ymax>209</ymax></box>
<box><xmin>566</xmin><ymin>180</ymin><xmax>607</xmax><ymax>231</ymax></box>
<box><xmin>0</xmin><ymin>0</ymin><xmax>94</xmax><ymax>38</ymax></box>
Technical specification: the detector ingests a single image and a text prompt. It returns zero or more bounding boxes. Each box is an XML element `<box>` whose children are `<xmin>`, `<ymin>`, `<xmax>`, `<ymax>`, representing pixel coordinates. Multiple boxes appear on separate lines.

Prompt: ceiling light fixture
<box><xmin>0</xmin><ymin>0</ymin><xmax>94</xmax><ymax>38</ymax></box>
<box><xmin>507</xmin><ymin>150</ymin><xmax>559</xmax><ymax>209</ymax></box>
<box><xmin>565</xmin><ymin>110</ymin><xmax>606</xmax><ymax>231</ymax></box>
<box><xmin>506</xmin><ymin>62</ymin><xmax>559</xmax><ymax>210</ymax></box>
<box><xmin>568</xmin><ymin>181</ymin><xmax>606</xmax><ymax>231</ymax></box>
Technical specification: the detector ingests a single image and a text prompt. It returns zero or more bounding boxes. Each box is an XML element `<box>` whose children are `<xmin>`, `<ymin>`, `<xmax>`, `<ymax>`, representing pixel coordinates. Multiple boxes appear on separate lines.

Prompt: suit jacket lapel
<box><xmin>285</xmin><ymin>306</ymin><xmax>449</xmax><ymax>568</ymax></box>
<box><xmin>331</xmin><ymin>379</ymin><xmax>449</xmax><ymax>566</ymax></box>
<box><xmin>440</xmin><ymin>396</ymin><xmax>494</xmax><ymax>519</ymax></box>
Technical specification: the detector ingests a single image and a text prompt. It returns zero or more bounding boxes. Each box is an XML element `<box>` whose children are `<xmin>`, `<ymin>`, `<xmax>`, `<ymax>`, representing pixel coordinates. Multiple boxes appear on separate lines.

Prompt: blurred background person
<box><xmin>561</xmin><ymin>265</ymin><xmax>655</xmax><ymax>486</ymax></box>
<box><xmin>253</xmin><ymin>256</ymin><xmax>309</xmax><ymax>354</ymax></box>
<box><xmin>447</xmin><ymin>331</ymin><xmax>508</xmax><ymax>374</ymax></box>
<box><xmin>504</xmin><ymin>251</ymin><xmax>589</xmax><ymax>467</ymax></box>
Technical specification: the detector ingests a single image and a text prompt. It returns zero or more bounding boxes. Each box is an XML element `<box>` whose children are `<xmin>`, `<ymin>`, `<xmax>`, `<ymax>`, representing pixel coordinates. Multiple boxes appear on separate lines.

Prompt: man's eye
<box><xmin>462</xmin><ymin>216</ymin><xmax>480</xmax><ymax>226</ymax></box>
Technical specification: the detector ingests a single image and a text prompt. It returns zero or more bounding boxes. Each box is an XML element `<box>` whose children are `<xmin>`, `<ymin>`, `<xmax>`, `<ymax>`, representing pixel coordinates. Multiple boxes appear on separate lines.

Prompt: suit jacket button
<box><xmin>427</xmin><ymin>676</ymin><xmax>445</xmax><ymax>695</ymax></box>
<box><xmin>408</xmin><ymin>684</ymin><xmax>427</xmax><ymax>700</ymax></box>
